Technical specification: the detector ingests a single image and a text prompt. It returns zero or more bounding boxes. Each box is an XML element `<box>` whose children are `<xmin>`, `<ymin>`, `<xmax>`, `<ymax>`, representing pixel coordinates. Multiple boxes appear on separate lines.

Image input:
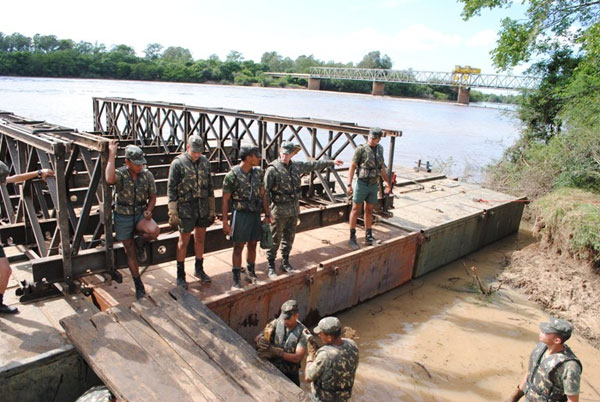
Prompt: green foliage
<box><xmin>162</xmin><ymin>46</ymin><xmax>192</xmax><ymax>63</ymax></box>
<box><xmin>357</xmin><ymin>51</ymin><xmax>392</xmax><ymax>69</ymax></box>
<box><xmin>531</xmin><ymin>188</ymin><xmax>600</xmax><ymax>261</ymax></box>
<box><xmin>460</xmin><ymin>0</ymin><xmax>600</xmax><ymax>70</ymax></box>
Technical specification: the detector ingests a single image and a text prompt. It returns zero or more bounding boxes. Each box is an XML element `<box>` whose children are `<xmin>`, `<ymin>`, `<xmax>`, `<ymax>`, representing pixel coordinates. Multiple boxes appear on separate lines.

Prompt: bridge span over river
<box><xmin>266</xmin><ymin>67</ymin><xmax>541</xmax><ymax>104</ymax></box>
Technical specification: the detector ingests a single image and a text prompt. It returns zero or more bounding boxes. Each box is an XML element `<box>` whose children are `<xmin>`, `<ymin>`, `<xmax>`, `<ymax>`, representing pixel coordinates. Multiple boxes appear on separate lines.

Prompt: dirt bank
<box><xmin>500</xmin><ymin>241</ymin><xmax>600</xmax><ymax>348</ymax></box>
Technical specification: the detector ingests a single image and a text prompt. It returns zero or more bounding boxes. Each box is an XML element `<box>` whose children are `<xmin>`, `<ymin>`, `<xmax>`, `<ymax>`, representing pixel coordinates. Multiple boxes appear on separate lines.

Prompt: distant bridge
<box><xmin>265</xmin><ymin>67</ymin><xmax>541</xmax><ymax>104</ymax></box>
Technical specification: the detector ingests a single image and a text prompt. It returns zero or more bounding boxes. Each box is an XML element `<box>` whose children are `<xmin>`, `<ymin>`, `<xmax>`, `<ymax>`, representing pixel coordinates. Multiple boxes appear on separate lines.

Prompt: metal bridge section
<box><xmin>308</xmin><ymin>67</ymin><xmax>541</xmax><ymax>90</ymax></box>
<box><xmin>0</xmin><ymin>99</ymin><xmax>401</xmax><ymax>302</ymax></box>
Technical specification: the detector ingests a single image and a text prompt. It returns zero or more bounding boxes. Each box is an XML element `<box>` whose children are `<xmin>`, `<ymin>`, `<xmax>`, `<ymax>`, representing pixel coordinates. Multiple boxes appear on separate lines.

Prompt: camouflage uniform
<box><xmin>263</xmin><ymin>316</ymin><xmax>308</xmax><ymax>385</ymax></box>
<box><xmin>352</xmin><ymin>143</ymin><xmax>385</xmax><ymax>185</ymax></box>
<box><xmin>265</xmin><ymin>158</ymin><xmax>335</xmax><ymax>261</ymax></box>
<box><xmin>0</xmin><ymin>162</ymin><xmax>8</xmax><ymax>258</ymax></box>
<box><xmin>222</xmin><ymin>165</ymin><xmax>264</xmax><ymax>242</ymax></box>
<box><xmin>113</xmin><ymin>165</ymin><xmax>157</xmax><ymax>241</ymax></box>
<box><xmin>168</xmin><ymin>152</ymin><xmax>215</xmax><ymax>233</ymax></box>
<box><xmin>523</xmin><ymin>342</ymin><xmax>582</xmax><ymax>401</ymax></box>
<box><xmin>306</xmin><ymin>338</ymin><xmax>359</xmax><ymax>402</ymax></box>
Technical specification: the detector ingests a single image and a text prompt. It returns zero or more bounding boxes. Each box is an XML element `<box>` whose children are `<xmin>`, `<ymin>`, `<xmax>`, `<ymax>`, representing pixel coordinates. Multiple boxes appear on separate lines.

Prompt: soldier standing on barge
<box><xmin>264</xmin><ymin>142</ymin><xmax>343</xmax><ymax>278</ymax></box>
<box><xmin>105</xmin><ymin>142</ymin><xmax>160</xmax><ymax>299</ymax></box>
<box><xmin>0</xmin><ymin>162</ymin><xmax>54</xmax><ymax>314</ymax></box>
<box><xmin>167</xmin><ymin>134</ymin><xmax>216</xmax><ymax>289</ymax></box>
<box><xmin>221</xmin><ymin>146</ymin><xmax>271</xmax><ymax>289</ymax></box>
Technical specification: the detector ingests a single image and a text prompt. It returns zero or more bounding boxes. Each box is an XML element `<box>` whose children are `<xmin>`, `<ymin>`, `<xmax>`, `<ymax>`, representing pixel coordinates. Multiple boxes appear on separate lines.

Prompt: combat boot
<box><xmin>365</xmin><ymin>229</ymin><xmax>377</xmax><ymax>245</ymax></box>
<box><xmin>133</xmin><ymin>276</ymin><xmax>146</xmax><ymax>300</ymax></box>
<box><xmin>134</xmin><ymin>235</ymin><xmax>148</xmax><ymax>262</ymax></box>
<box><xmin>231</xmin><ymin>267</ymin><xmax>243</xmax><ymax>289</ymax></box>
<box><xmin>267</xmin><ymin>258</ymin><xmax>277</xmax><ymax>279</ymax></box>
<box><xmin>245</xmin><ymin>263</ymin><xmax>258</xmax><ymax>283</ymax></box>
<box><xmin>176</xmin><ymin>261</ymin><xmax>187</xmax><ymax>289</ymax></box>
<box><xmin>281</xmin><ymin>257</ymin><xmax>293</xmax><ymax>273</ymax></box>
<box><xmin>348</xmin><ymin>229</ymin><xmax>359</xmax><ymax>250</ymax></box>
<box><xmin>0</xmin><ymin>294</ymin><xmax>18</xmax><ymax>314</ymax></box>
<box><xmin>194</xmin><ymin>258</ymin><xmax>212</xmax><ymax>284</ymax></box>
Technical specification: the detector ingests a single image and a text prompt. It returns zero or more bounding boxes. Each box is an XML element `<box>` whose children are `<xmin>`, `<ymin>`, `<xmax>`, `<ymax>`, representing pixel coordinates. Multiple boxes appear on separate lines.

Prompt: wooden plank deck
<box><xmin>60</xmin><ymin>287</ymin><xmax>310</xmax><ymax>402</ymax></box>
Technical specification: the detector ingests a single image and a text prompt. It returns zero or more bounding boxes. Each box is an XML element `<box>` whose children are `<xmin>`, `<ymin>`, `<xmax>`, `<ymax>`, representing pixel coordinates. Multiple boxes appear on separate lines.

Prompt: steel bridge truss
<box><xmin>309</xmin><ymin>67</ymin><xmax>541</xmax><ymax>90</ymax></box>
<box><xmin>0</xmin><ymin>99</ymin><xmax>402</xmax><ymax>302</ymax></box>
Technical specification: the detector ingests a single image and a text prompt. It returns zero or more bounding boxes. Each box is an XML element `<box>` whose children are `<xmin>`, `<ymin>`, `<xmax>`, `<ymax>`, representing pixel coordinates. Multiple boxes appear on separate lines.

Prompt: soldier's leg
<box><xmin>136</xmin><ymin>218</ymin><xmax>160</xmax><ymax>241</ymax></box>
<box><xmin>176</xmin><ymin>231</ymin><xmax>192</xmax><ymax>289</ymax></box>
<box><xmin>193</xmin><ymin>226</ymin><xmax>211</xmax><ymax>283</ymax></box>
<box><xmin>0</xmin><ymin>253</ymin><xmax>18</xmax><ymax>314</ymax></box>
<box><xmin>348</xmin><ymin>202</ymin><xmax>362</xmax><ymax>249</ymax></box>
<box><xmin>246</xmin><ymin>240</ymin><xmax>258</xmax><ymax>265</ymax></box>
<box><xmin>280</xmin><ymin>216</ymin><xmax>297</xmax><ymax>272</ymax></box>
<box><xmin>364</xmin><ymin>182</ymin><xmax>378</xmax><ymax>244</ymax></box>
<box><xmin>115</xmin><ymin>213</ymin><xmax>146</xmax><ymax>298</ymax></box>
<box><xmin>267</xmin><ymin>217</ymin><xmax>285</xmax><ymax>277</ymax></box>
<box><xmin>231</xmin><ymin>242</ymin><xmax>245</xmax><ymax>289</ymax></box>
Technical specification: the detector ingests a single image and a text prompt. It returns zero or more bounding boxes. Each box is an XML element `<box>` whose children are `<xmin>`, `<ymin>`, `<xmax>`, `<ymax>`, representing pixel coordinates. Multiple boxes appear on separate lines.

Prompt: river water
<box><xmin>0</xmin><ymin>76</ymin><xmax>520</xmax><ymax>182</ymax></box>
<box><xmin>3</xmin><ymin>77</ymin><xmax>598</xmax><ymax>401</ymax></box>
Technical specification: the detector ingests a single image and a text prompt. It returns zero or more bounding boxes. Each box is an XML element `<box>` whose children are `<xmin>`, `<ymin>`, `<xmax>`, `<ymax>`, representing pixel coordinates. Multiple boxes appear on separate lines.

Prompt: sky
<box><xmin>2</xmin><ymin>0</ymin><xmax>529</xmax><ymax>74</ymax></box>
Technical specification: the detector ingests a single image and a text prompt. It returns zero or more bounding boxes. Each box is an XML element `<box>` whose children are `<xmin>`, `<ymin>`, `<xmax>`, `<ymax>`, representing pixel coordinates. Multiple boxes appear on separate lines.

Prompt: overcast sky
<box><xmin>2</xmin><ymin>0</ymin><xmax>528</xmax><ymax>73</ymax></box>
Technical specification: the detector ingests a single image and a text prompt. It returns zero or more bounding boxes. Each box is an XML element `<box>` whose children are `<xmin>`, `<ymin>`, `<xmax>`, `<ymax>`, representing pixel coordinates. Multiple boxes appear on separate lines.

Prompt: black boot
<box><xmin>176</xmin><ymin>261</ymin><xmax>187</xmax><ymax>289</ymax></box>
<box><xmin>267</xmin><ymin>258</ymin><xmax>277</xmax><ymax>279</ymax></box>
<box><xmin>134</xmin><ymin>235</ymin><xmax>148</xmax><ymax>262</ymax></box>
<box><xmin>365</xmin><ymin>229</ymin><xmax>377</xmax><ymax>245</ymax></box>
<box><xmin>348</xmin><ymin>228</ymin><xmax>359</xmax><ymax>250</ymax></box>
<box><xmin>133</xmin><ymin>276</ymin><xmax>146</xmax><ymax>300</ymax></box>
<box><xmin>0</xmin><ymin>293</ymin><xmax>18</xmax><ymax>315</ymax></box>
<box><xmin>281</xmin><ymin>257</ymin><xmax>293</xmax><ymax>273</ymax></box>
<box><xmin>245</xmin><ymin>263</ymin><xmax>257</xmax><ymax>283</ymax></box>
<box><xmin>231</xmin><ymin>267</ymin><xmax>242</xmax><ymax>289</ymax></box>
<box><xmin>194</xmin><ymin>258</ymin><xmax>212</xmax><ymax>284</ymax></box>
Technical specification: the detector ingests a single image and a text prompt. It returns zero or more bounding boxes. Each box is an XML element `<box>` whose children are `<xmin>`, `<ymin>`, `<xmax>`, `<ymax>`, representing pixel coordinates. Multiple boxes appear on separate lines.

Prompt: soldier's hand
<box><xmin>108</xmin><ymin>140</ymin><xmax>118</xmax><ymax>155</ymax></box>
<box><xmin>262</xmin><ymin>215</ymin><xmax>272</xmax><ymax>224</ymax></box>
<box><xmin>347</xmin><ymin>184</ymin><xmax>353</xmax><ymax>196</ymax></box>
<box><xmin>333</xmin><ymin>159</ymin><xmax>343</xmax><ymax>166</ymax></box>
<box><xmin>143</xmin><ymin>210</ymin><xmax>152</xmax><ymax>220</ymax></box>
<box><xmin>256</xmin><ymin>335</ymin><xmax>270</xmax><ymax>350</ymax></box>
<box><xmin>40</xmin><ymin>169</ymin><xmax>55</xmax><ymax>181</ymax></box>
<box><xmin>384</xmin><ymin>184</ymin><xmax>392</xmax><ymax>195</ymax></box>
<box><xmin>222</xmin><ymin>222</ymin><xmax>231</xmax><ymax>236</ymax></box>
<box><xmin>504</xmin><ymin>386</ymin><xmax>524</xmax><ymax>402</ymax></box>
<box><xmin>167</xmin><ymin>201</ymin><xmax>180</xmax><ymax>229</ymax></box>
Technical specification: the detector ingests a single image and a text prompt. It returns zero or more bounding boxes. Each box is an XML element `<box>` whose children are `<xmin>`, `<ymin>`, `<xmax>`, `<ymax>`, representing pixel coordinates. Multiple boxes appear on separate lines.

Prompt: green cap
<box><xmin>124</xmin><ymin>145</ymin><xmax>146</xmax><ymax>165</ymax></box>
<box><xmin>188</xmin><ymin>134</ymin><xmax>204</xmax><ymax>152</ymax></box>
<box><xmin>280</xmin><ymin>300</ymin><xmax>299</xmax><ymax>319</ymax></box>
<box><xmin>313</xmin><ymin>316</ymin><xmax>341</xmax><ymax>335</ymax></box>
<box><xmin>0</xmin><ymin>161</ymin><xmax>9</xmax><ymax>183</ymax></box>
<box><xmin>540</xmin><ymin>317</ymin><xmax>573</xmax><ymax>340</ymax></box>
<box><xmin>369</xmin><ymin>127</ymin><xmax>383</xmax><ymax>139</ymax></box>
<box><xmin>281</xmin><ymin>142</ymin><xmax>301</xmax><ymax>155</ymax></box>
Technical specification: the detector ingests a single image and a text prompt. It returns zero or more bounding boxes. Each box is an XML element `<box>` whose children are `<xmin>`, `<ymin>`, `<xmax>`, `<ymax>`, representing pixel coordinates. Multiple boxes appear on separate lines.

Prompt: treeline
<box><xmin>0</xmin><ymin>31</ymin><xmax>516</xmax><ymax>103</ymax></box>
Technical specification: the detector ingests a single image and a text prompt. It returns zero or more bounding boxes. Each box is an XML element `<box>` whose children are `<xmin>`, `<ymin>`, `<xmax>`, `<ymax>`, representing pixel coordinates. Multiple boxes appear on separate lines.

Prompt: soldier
<box><xmin>255</xmin><ymin>300</ymin><xmax>308</xmax><ymax>386</ymax></box>
<box><xmin>106</xmin><ymin>142</ymin><xmax>160</xmax><ymax>299</ymax></box>
<box><xmin>347</xmin><ymin>127</ymin><xmax>392</xmax><ymax>249</ymax></box>
<box><xmin>264</xmin><ymin>142</ymin><xmax>343</xmax><ymax>277</ymax></box>
<box><xmin>167</xmin><ymin>134</ymin><xmax>216</xmax><ymax>289</ymax></box>
<box><xmin>221</xmin><ymin>146</ymin><xmax>271</xmax><ymax>289</ymax></box>
<box><xmin>0</xmin><ymin>162</ymin><xmax>54</xmax><ymax>314</ymax></box>
<box><xmin>305</xmin><ymin>316</ymin><xmax>359</xmax><ymax>402</ymax></box>
<box><xmin>506</xmin><ymin>317</ymin><xmax>582</xmax><ymax>402</ymax></box>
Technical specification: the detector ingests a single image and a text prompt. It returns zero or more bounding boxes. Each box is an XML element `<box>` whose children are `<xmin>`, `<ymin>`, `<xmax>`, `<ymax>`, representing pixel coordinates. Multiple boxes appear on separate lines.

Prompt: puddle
<box><xmin>322</xmin><ymin>228</ymin><xmax>600</xmax><ymax>401</ymax></box>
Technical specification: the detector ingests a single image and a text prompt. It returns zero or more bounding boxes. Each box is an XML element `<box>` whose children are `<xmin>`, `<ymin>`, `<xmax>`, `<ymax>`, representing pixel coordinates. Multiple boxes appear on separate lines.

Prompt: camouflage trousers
<box><xmin>267</xmin><ymin>215</ymin><xmax>298</xmax><ymax>261</ymax></box>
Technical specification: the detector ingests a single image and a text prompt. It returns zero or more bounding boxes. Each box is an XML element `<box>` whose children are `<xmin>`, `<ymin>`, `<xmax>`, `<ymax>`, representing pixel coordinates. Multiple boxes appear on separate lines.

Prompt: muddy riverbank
<box><xmin>304</xmin><ymin>226</ymin><xmax>600</xmax><ymax>401</ymax></box>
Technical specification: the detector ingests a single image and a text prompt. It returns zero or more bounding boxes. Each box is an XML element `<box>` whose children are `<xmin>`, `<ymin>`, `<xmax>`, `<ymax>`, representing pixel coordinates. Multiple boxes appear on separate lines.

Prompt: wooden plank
<box><xmin>109</xmin><ymin>307</ymin><xmax>212</xmax><ymax>402</ymax></box>
<box><xmin>159</xmin><ymin>288</ymin><xmax>310</xmax><ymax>402</ymax></box>
<box><xmin>130</xmin><ymin>298</ymin><xmax>251</xmax><ymax>402</ymax></box>
<box><xmin>61</xmin><ymin>312</ymin><xmax>193</xmax><ymax>402</ymax></box>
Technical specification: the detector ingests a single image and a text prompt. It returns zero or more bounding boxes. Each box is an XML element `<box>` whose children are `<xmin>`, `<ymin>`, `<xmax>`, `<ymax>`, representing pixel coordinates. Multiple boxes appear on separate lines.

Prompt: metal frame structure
<box><xmin>0</xmin><ymin>99</ymin><xmax>402</xmax><ymax>302</ymax></box>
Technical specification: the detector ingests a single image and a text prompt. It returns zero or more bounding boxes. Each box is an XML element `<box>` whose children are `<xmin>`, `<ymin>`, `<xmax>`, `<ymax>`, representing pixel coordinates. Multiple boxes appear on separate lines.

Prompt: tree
<box><xmin>33</xmin><ymin>34</ymin><xmax>59</xmax><ymax>53</ymax></box>
<box><xmin>144</xmin><ymin>43</ymin><xmax>163</xmax><ymax>60</ymax></box>
<box><xmin>460</xmin><ymin>0</ymin><xmax>600</xmax><ymax>70</ymax></box>
<box><xmin>357</xmin><ymin>51</ymin><xmax>392</xmax><ymax>69</ymax></box>
<box><xmin>110</xmin><ymin>44</ymin><xmax>136</xmax><ymax>56</ymax></box>
<box><xmin>162</xmin><ymin>46</ymin><xmax>192</xmax><ymax>63</ymax></box>
<box><xmin>7</xmin><ymin>33</ymin><xmax>32</xmax><ymax>52</ymax></box>
<box><xmin>226</xmin><ymin>50</ymin><xmax>244</xmax><ymax>63</ymax></box>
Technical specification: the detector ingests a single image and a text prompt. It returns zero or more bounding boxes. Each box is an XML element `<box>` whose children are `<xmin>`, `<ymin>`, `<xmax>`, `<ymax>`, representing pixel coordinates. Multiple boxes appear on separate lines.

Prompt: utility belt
<box><xmin>233</xmin><ymin>197</ymin><xmax>263</xmax><ymax>213</ymax></box>
<box><xmin>114</xmin><ymin>202</ymin><xmax>147</xmax><ymax>215</ymax></box>
<box><xmin>179</xmin><ymin>188</ymin><xmax>210</xmax><ymax>201</ymax></box>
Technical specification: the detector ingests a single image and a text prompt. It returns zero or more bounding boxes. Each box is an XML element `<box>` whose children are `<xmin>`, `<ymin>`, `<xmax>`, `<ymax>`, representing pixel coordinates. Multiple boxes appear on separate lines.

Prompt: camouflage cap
<box><xmin>280</xmin><ymin>300</ymin><xmax>299</xmax><ymax>319</ymax></box>
<box><xmin>540</xmin><ymin>317</ymin><xmax>573</xmax><ymax>340</ymax></box>
<box><xmin>124</xmin><ymin>145</ymin><xmax>146</xmax><ymax>165</ymax></box>
<box><xmin>188</xmin><ymin>134</ymin><xmax>204</xmax><ymax>153</ymax></box>
<box><xmin>313</xmin><ymin>316</ymin><xmax>341</xmax><ymax>335</ymax></box>
<box><xmin>0</xmin><ymin>161</ymin><xmax>9</xmax><ymax>183</ymax></box>
<box><xmin>280</xmin><ymin>141</ymin><xmax>301</xmax><ymax>155</ymax></box>
<box><xmin>369</xmin><ymin>127</ymin><xmax>383</xmax><ymax>139</ymax></box>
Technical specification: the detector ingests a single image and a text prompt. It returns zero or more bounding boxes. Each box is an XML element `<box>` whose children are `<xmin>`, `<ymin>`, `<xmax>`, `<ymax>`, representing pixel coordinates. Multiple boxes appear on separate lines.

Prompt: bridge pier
<box><xmin>372</xmin><ymin>81</ymin><xmax>385</xmax><ymax>96</ymax></box>
<box><xmin>308</xmin><ymin>77</ymin><xmax>321</xmax><ymax>90</ymax></box>
<box><xmin>457</xmin><ymin>86</ymin><xmax>471</xmax><ymax>105</ymax></box>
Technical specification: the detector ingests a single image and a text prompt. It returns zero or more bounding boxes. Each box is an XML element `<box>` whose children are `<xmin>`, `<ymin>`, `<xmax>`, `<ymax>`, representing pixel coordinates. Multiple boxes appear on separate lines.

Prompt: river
<box><xmin>0</xmin><ymin>76</ymin><xmax>520</xmax><ymax>182</ymax></box>
<box><xmin>4</xmin><ymin>77</ymin><xmax>598</xmax><ymax>401</ymax></box>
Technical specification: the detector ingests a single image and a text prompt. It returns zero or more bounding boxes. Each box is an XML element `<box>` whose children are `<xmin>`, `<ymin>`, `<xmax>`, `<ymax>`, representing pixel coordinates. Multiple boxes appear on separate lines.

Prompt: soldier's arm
<box><xmin>167</xmin><ymin>160</ymin><xmax>180</xmax><ymax>202</ymax></box>
<box><xmin>146</xmin><ymin>174</ymin><xmax>157</xmax><ymax>216</ymax></box>
<box><xmin>562</xmin><ymin>361</ymin><xmax>581</xmax><ymax>401</ymax></box>
<box><xmin>305</xmin><ymin>350</ymin><xmax>327</xmax><ymax>383</ymax></box>
<box><xmin>105</xmin><ymin>140</ymin><xmax>118</xmax><ymax>185</ymax></box>
<box><xmin>282</xmin><ymin>330</ymin><xmax>308</xmax><ymax>364</ymax></box>
<box><xmin>264</xmin><ymin>167</ymin><xmax>275</xmax><ymax>206</ymax></box>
